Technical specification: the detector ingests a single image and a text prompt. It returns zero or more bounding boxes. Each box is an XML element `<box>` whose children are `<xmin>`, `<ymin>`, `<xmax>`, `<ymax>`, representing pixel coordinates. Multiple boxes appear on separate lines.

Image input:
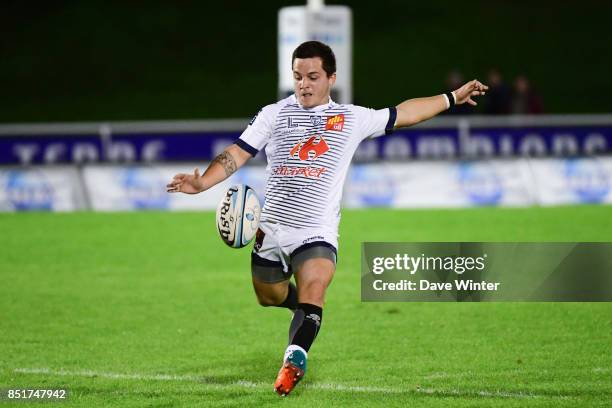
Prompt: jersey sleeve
<box><xmin>351</xmin><ymin>105</ymin><xmax>397</xmax><ymax>140</ymax></box>
<box><xmin>235</xmin><ymin>104</ymin><xmax>276</xmax><ymax>155</ymax></box>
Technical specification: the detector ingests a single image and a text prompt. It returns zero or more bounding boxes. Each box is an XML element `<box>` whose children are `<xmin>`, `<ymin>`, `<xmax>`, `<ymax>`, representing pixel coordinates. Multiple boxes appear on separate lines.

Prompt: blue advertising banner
<box><xmin>0</xmin><ymin>132</ymin><xmax>241</xmax><ymax>165</ymax></box>
<box><xmin>1</xmin><ymin>116</ymin><xmax>611</xmax><ymax>165</ymax></box>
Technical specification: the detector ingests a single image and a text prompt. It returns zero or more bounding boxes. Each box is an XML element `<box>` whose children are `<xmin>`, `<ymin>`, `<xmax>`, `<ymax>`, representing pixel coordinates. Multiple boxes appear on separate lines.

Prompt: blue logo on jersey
<box><xmin>458</xmin><ymin>162</ymin><xmax>503</xmax><ymax>206</ymax></box>
<box><xmin>121</xmin><ymin>168</ymin><xmax>169</xmax><ymax>209</ymax></box>
<box><xmin>564</xmin><ymin>158</ymin><xmax>609</xmax><ymax>203</ymax></box>
<box><xmin>310</xmin><ymin>116</ymin><xmax>322</xmax><ymax>126</ymax></box>
<box><xmin>4</xmin><ymin>170</ymin><xmax>54</xmax><ymax>211</ymax></box>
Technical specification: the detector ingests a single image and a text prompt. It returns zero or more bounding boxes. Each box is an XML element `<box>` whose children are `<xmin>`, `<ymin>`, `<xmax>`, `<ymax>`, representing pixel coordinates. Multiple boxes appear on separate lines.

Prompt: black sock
<box><xmin>289</xmin><ymin>303</ymin><xmax>323</xmax><ymax>352</ymax></box>
<box><xmin>276</xmin><ymin>282</ymin><xmax>297</xmax><ymax>310</ymax></box>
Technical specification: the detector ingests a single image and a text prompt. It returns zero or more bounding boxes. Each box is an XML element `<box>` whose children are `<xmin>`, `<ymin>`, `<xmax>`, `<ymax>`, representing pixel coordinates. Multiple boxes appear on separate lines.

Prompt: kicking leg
<box><xmin>252</xmin><ymin>277</ymin><xmax>297</xmax><ymax>309</ymax></box>
<box><xmin>251</xmin><ymin>252</ymin><xmax>297</xmax><ymax>310</ymax></box>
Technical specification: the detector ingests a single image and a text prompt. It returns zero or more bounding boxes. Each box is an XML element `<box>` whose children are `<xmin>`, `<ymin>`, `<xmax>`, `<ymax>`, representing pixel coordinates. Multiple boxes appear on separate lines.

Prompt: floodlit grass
<box><xmin>1</xmin><ymin>206</ymin><xmax>611</xmax><ymax>406</ymax></box>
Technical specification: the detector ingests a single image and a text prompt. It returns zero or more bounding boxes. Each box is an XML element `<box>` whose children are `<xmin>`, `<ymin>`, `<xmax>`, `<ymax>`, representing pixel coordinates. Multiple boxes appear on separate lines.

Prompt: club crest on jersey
<box><xmin>326</xmin><ymin>114</ymin><xmax>344</xmax><ymax>131</ymax></box>
<box><xmin>310</xmin><ymin>115</ymin><xmax>323</xmax><ymax>126</ymax></box>
<box><xmin>290</xmin><ymin>135</ymin><xmax>329</xmax><ymax>161</ymax></box>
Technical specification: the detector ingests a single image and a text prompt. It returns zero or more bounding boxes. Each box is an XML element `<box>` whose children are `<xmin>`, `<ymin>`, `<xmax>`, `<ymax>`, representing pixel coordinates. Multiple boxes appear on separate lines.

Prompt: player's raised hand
<box><xmin>166</xmin><ymin>168</ymin><xmax>205</xmax><ymax>194</ymax></box>
<box><xmin>454</xmin><ymin>79</ymin><xmax>488</xmax><ymax>106</ymax></box>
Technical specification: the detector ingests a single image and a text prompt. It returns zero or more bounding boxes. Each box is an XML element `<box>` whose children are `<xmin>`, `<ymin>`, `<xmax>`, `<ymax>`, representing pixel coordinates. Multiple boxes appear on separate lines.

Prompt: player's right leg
<box><xmin>251</xmin><ymin>264</ymin><xmax>296</xmax><ymax>309</ymax></box>
<box><xmin>250</xmin><ymin>227</ymin><xmax>298</xmax><ymax>310</ymax></box>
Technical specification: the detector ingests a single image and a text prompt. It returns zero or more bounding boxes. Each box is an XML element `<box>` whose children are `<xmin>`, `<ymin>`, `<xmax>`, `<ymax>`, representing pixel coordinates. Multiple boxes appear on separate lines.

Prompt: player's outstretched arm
<box><xmin>394</xmin><ymin>79</ymin><xmax>488</xmax><ymax>128</ymax></box>
<box><xmin>166</xmin><ymin>144</ymin><xmax>252</xmax><ymax>194</ymax></box>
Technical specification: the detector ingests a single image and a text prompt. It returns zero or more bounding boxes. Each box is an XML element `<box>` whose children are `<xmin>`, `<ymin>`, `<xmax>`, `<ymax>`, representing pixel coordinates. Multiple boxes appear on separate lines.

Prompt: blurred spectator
<box><xmin>511</xmin><ymin>75</ymin><xmax>544</xmax><ymax>114</ymax></box>
<box><xmin>483</xmin><ymin>68</ymin><xmax>511</xmax><ymax>114</ymax></box>
<box><xmin>443</xmin><ymin>70</ymin><xmax>473</xmax><ymax>115</ymax></box>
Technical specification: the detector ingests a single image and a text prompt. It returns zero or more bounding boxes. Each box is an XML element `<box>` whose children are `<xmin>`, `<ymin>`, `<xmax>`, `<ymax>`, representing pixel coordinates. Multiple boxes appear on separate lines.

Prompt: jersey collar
<box><xmin>291</xmin><ymin>94</ymin><xmax>336</xmax><ymax>111</ymax></box>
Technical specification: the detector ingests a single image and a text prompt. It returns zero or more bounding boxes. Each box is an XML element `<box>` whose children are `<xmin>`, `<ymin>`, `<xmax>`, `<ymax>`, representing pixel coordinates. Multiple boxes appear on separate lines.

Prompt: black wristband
<box><xmin>445</xmin><ymin>92</ymin><xmax>455</xmax><ymax>108</ymax></box>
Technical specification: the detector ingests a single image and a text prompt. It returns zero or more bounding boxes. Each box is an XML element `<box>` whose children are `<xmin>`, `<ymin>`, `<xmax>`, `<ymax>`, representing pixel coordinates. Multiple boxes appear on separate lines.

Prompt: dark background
<box><xmin>1</xmin><ymin>0</ymin><xmax>611</xmax><ymax>122</ymax></box>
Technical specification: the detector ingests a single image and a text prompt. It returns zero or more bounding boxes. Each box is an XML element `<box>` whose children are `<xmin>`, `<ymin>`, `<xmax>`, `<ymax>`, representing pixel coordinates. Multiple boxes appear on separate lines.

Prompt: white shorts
<box><xmin>251</xmin><ymin>221</ymin><xmax>338</xmax><ymax>283</ymax></box>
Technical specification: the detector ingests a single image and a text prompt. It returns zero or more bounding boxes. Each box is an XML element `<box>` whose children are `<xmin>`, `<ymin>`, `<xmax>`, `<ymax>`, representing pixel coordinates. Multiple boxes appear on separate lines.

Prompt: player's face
<box><xmin>292</xmin><ymin>57</ymin><xmax>336</xmax><ymax>108</ymax></box>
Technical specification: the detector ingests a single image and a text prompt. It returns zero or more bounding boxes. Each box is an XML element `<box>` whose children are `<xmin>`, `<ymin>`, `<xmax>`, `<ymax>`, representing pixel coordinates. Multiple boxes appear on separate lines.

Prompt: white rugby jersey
<box><xmin>236</xmin><ymin>94</ymin><xmax>396</xmax><ymax>231</ymax></box>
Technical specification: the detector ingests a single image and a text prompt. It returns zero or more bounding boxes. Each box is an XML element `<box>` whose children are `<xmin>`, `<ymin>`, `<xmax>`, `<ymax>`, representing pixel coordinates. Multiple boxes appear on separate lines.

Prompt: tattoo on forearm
<box><xmin>213</xmin><ymin>151</ymin><xmax>237</xmax><ymax>177</ymax></box>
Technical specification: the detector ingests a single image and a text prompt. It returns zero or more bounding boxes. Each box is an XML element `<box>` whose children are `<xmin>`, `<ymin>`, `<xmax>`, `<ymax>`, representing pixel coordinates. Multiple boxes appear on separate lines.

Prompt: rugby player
<box><xmin>167</xmin><ymin>41</ymin><xmax>487</xmax><ymax>396</ymax></box>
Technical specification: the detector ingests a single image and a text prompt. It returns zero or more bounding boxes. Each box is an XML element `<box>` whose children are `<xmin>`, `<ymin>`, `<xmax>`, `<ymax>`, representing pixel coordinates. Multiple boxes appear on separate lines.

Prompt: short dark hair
<box><xmin>292</xmin><ymin>41</ymin><xmax>336</xmax><ymax>77</ymax></box>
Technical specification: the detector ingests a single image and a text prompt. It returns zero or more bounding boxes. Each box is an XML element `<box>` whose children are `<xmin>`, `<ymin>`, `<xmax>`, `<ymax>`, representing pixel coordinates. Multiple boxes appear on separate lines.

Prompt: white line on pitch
<box><xmin>13</xmin><ymin>367</ymin><xmax>566</xmax><ymax>399</ymax></box>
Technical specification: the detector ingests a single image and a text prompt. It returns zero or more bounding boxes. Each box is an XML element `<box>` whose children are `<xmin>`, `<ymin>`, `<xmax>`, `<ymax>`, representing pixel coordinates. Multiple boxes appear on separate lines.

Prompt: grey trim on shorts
<box><xmin>251</xmin><ymin>244</ymin><xmax>337</xmax><ymax>284</ymax></box>
<box><xmin>251</xmin><ymin>262</ymin><xmax>290</xmax><ymax>284</ymax></box>
<box><xmin>291</xmin><ymin>245</ymin><xmax>337</xmax><ymax>272</ymax></box>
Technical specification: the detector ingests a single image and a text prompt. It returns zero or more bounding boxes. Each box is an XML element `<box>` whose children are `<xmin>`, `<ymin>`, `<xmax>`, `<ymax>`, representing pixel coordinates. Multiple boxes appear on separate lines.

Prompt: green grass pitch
<box><xmin>1</xmin><ymin>206</ymin><xmax>611</xmax><ymax>407</ymax></box>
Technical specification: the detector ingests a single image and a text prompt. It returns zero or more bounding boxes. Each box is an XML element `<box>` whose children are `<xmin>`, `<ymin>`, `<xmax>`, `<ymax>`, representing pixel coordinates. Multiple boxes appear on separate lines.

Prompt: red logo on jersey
<box><xmin>325</xmin><ymin>114</ymin><xmax>344</xmax><ymax>131</ymax></box>
<box><xmin>272</xmin><ymin>166</ymin><xmax>326</xmax><ymax>178</ymax></box>
<box><xmin>290</xmin><ymin>135</ymin><xmax>330</xmax><ymax>161</ymax></box>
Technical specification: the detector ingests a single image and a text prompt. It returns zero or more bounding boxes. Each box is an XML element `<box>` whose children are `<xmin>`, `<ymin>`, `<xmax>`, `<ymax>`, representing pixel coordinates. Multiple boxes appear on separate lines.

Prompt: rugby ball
<box><xmin>216</xmin><ymin>184</ymin><xmax>261</xmax><ymax>248</ymax></box>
